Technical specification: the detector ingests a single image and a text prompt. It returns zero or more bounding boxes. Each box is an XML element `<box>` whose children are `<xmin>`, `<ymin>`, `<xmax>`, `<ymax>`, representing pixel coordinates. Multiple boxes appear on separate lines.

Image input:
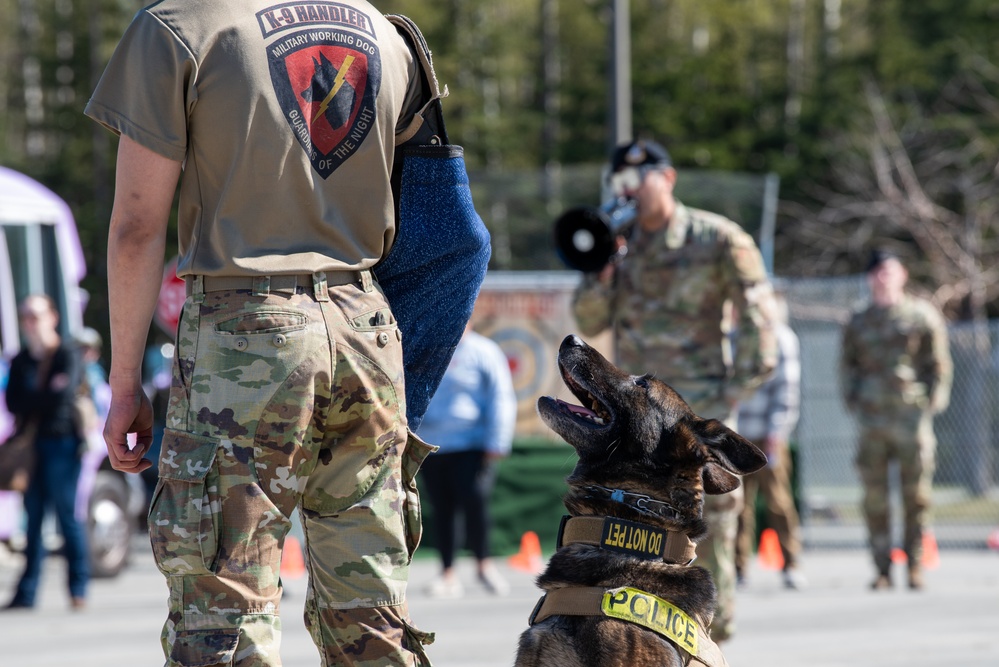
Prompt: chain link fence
<box><xmin>468</xmin><ymin>164</ymin><xmax>778</xmax><ymax>272</ymax></box>
<box><xmin>466</xmin><ymin>163</ymin><xmax>998</xmax><ymax>549</ymax></box>
<box><xmin>783</xmin><ymin>276</ymin><xmax>999</xmax><ymax>548</ymax></box>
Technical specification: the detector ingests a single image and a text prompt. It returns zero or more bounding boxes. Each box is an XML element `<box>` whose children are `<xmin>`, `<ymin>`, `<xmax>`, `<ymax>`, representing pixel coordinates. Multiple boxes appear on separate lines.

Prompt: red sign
<box><xmin>154</xmin><ymin>257</ymin><xmax>186</xmax><ymax>337</ymax></box>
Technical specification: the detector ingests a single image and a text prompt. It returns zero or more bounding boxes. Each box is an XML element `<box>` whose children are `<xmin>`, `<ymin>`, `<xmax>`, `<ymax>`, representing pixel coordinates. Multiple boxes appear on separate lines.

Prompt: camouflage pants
<box><xmin>676</xmin><ymin>386</ymin><xmax>740</xmax><ymax>643</ymax></box>
<box><xmin>734</xmin><ymin>438</ymin><xmax>801</xmax><ymax>575</ymax></box>
<box><xmin>150</xmin><ymin>272</ymin><xmax>435</xmax><ymax>667</ymax></box>
<box><xmin>855</xmin><ymin>408</ymin><xmax>936</xmax><ymax>575</ymax></box>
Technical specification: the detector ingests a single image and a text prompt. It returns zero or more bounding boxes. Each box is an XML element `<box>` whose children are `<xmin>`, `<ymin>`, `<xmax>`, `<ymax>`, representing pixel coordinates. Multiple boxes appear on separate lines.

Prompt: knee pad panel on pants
<box><xmin>304</xmin><ymin>604</ymin><xmax>433</xmax><ymax>667</ymax></box>
<box><xmin>168</xmin><ymin>629</ymin><xmax>239</xmax><ymax>667</ymax></box>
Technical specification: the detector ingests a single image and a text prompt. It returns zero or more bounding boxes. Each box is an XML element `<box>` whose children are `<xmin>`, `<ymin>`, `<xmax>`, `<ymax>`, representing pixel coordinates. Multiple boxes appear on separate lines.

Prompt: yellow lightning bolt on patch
<box><xmin>312</xmin><ymin>54</ymin><xmax>355</xmax><ymax>124</ymax></box>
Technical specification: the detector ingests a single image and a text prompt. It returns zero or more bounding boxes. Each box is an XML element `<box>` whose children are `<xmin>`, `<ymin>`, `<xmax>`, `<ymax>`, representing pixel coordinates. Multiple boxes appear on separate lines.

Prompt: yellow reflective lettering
<box><xmin>684</xmin><ymin>617</ymin><xmax>697</xmax><ymax>650</ymax></box>
<box><xmin>630</xmin><ymin>593</ymin><xmax>649</xmax><ymax>619</ymax></box>
<box><xmin>607</xmin><ymin>589</ymin><xmax>628</xmax><ymax>609</ymax></box>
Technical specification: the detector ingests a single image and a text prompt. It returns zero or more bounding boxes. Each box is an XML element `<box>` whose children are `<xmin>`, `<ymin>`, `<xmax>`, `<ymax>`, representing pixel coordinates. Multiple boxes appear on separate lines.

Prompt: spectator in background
<box><xmin>735</xmin><ymin>290</ymin><xmax>806</xmax><ymax>590</ymax></box>
<box><xmin>137</xmin><ymin>341</ymin><xmax>174</xmax><ymax>514</ymax></box>
<box><xmin>2</xmin><ymin>295</ymin><xmax>88</xmax><ymax>611</ymax></box>
<box><xmin>840</xmin><ymin>248</ymin><xmax>953</xmax><ymax>591</ymax></box>
<box><xmin>75</xmin><ymin>327</ymin><xmax>111</xmax><ymax>424</ymax></box>
<box><xmin>418</xmin><ymin>323</ymin><xmax>517</xmax><ymax>598</ymax></box>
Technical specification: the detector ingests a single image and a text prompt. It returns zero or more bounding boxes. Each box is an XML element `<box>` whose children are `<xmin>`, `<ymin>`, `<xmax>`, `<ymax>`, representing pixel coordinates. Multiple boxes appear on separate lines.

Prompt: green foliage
<box><xmin>1</xmin><ymin>1</ymin><xmax>150</xmax><ymax>350</ymax></box>
<box><xmin>4</xmin><ymin>0</ymin><xmax>999</xmax><ymax>332</ymax></box>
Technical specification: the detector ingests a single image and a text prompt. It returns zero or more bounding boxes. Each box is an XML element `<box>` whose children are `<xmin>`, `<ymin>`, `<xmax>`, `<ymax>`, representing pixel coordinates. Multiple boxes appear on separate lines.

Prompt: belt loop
<box><xmin>252</xmin><ymin>276</ymin><xmax>270</xmax><ymax>297</ymax></box>
<box><xmin>359</xmin><ymin>269</ymin><xmax>374</xmax><ymax>293</ymax></box>
<box><xmin>313</xmin><ymin>271</ymin><xmax>329</xmax><ymax>302</ymax></box>
<box><xmin>189</xmin><ymin>275</ymin><xmax>206</xmax><ymax>304</ymax></box>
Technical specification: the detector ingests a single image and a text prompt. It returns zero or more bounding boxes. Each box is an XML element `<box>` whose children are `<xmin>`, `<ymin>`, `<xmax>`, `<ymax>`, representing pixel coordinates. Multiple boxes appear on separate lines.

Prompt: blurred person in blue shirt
<box><xmin>417</xmin><ymin>323</ymin><xmax>517</xmax><ymax>598</ymax></box>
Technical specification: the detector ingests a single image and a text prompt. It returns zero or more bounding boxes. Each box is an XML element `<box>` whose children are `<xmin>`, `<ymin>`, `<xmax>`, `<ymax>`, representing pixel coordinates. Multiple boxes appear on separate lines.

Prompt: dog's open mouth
<box><xmin>554</xmin><ymin>368</ymin><xmax>613</xmax><ymax>428</ymax></box>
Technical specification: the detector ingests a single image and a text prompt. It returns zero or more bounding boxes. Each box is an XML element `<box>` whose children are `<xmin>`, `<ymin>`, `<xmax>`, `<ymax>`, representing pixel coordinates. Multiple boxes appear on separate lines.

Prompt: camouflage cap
<box><xmin>610</xmin><ymin>139</ymin><xmax>672</xmax><ymax>173</ymax></box>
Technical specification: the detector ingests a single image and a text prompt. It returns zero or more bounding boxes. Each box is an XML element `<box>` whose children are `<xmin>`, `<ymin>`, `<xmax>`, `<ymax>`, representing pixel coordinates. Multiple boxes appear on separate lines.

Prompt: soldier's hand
<box><xmin>103</xmin><ymin>380</ymin><xmax>155</xmax><ymax>474</ymax></box>
<box><xmin>597</xmin><ymin>262</ymin><xmax>616</xmax><ymax>284</ymax></box>
<box><xmin>764</xmin><ymin>435</ymin><xmax>784</xmax><ymax>468</ymax></box>
<box><xmin>596</xmin><ymin>237</ymin><xmax>628</xmax><ymax>283</ymax></box>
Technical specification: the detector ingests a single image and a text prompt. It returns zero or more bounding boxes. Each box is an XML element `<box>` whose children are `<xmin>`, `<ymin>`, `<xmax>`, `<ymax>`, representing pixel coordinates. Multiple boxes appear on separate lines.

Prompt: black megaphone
<box><xmin>553</xmin><ymin>197</ymin><xmax>637</xmax><ymax>272</ymax></box>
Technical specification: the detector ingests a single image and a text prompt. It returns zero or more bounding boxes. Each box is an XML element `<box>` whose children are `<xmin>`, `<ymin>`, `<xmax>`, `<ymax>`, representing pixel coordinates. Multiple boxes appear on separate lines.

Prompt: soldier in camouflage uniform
<box><xmin>87</xmin><ymin>2</ymin><xmax>441</xmax><ymax>665</ymax></box>
<box><xmin>840</xmin><ymin>249</ymin><xmax>952</xmax><ymax>591</ymax></box>
<box><xmin>572</xmin><ymin>139</ymin><xmax>776</xmax><ymax>642</ymax></box>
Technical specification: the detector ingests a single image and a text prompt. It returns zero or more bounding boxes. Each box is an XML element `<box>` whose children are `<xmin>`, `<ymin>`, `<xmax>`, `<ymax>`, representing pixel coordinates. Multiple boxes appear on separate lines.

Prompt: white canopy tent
<box><xmin>0</xmin><ymin>166</ymin><xmax>86</xmax><ymax>356</ymax></box>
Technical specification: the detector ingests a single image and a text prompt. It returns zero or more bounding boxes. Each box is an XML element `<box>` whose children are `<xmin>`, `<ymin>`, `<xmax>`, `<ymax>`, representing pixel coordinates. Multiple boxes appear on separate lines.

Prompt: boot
<box><xmin>908</xmin><ymin>562</ymin><xmax>924</xmax><ymax>591</ymax></box>
<box><xmin>870</xmin><ymin>565</ymin><xmax>892</xmax><ymax>591</ymax></box>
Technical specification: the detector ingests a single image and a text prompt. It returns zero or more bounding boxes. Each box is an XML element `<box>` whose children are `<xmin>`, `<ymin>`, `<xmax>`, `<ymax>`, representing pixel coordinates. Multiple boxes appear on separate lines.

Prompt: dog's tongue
<box><xmin>558</xmin><ymin>398</ymin><xmax>597</xmax><ymax>418</ymax></box>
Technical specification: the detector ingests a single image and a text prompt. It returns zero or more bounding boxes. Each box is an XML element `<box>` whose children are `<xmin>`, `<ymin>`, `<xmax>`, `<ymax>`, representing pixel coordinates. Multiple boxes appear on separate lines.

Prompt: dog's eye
<box><xmin>634</xmin><ymin>375</ymin><xmax>652</xmax><ymax>388</ymax></box>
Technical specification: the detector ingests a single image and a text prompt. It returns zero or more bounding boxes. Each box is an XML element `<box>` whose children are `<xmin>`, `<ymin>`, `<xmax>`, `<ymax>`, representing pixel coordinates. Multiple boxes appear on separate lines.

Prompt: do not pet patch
<box><xmin>600</xmin><ymin>517</ymin><xmax>668</xmax><ymax>560</ymax></box>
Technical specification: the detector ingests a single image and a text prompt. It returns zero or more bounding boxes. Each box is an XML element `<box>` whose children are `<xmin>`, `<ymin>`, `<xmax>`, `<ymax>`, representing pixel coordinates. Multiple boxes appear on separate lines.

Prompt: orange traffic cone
<box><xmin>890</xmin><ymin>532</ymin><xmax>940</xmax><ymax>569</ymax></box>
<box><xmin>508</xmin><ymin>531</ymin><xmax>544</xmax><ymax>574</ymax></box>
<box><xmin>281</xmin><ymin>535</ymin><xmax>307</xmax><ymax>579</ymax></box>
<box><xmin>921</xmin><ymin>531</ymin><xmax>940</xmax><ymax>570</ymax></box>
<box><xmin>988</xmin><ymin>528</ymin><xmax>999</xmax><ymax>551</ymax></box>
<box><xmin>757</xmin><ymin>528</ymin><xmax>785</xmax><ymax>571</ymax></box>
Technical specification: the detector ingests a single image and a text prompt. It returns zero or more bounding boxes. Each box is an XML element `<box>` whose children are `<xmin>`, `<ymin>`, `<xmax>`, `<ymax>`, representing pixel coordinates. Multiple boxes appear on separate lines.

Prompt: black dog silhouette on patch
<box><xmin>301</xmin><ymin>52</ymin><xmax>357</xmax><ymax>130</ymax></box>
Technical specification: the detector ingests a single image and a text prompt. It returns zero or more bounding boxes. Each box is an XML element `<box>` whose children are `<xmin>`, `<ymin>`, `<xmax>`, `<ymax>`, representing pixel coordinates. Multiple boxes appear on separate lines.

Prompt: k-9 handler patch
<box><xmin>259</xmin><ymin>2</ymin><xmax>382</xmax><ymax>178</ymax></box>
<box><xmin>601</xmin><ymin>587</ymin><xmax>700</xmax><ymax>656</ymax></box>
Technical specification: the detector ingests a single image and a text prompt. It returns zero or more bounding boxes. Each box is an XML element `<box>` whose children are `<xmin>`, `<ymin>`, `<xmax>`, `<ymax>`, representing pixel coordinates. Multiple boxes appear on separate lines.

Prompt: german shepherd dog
<box><xmin>514</xmin><ymin>335</ymin><xmax>766</xmax><ymax>667</ymax></box>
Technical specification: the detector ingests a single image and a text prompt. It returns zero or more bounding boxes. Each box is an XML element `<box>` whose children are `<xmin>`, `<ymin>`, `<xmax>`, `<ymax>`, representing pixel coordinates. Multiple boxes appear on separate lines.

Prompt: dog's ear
<box><xmin>703</xmin><ymin>463</ymin><xmax>741</xmax><ymax>495</ymax></box>
<box><xmin>695</xmin><ymin>418</ymin><xmax>768</xmax><ymax>476</ymax></box>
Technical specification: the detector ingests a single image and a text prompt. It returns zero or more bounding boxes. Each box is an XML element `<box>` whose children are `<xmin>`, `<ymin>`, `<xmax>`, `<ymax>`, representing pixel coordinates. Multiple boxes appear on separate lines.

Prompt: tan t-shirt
<box><xmin>85</xmin><ymin>0</ymin><xmax>421</xmax><ymax>277</ymax></box>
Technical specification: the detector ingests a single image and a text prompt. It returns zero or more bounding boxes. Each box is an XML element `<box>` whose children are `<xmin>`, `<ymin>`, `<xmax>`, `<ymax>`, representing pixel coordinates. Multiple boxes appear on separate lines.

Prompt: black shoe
<box><xmin>2</xmin><ymin>598</ymin><xmax>34</xmax><ymax>611</ymax></box>
<box><xmin>870</xmin><ymin>573</ymin><xmax>893</xmax><ymax>591</ymax></box>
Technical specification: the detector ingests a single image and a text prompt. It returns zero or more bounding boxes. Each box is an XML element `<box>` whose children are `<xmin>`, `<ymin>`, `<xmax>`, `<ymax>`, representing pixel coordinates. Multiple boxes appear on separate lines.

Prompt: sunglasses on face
<box><xmin>609</xmin><ymin>166</ymin><xmax>658</xmax><ymax>197</ymax></box>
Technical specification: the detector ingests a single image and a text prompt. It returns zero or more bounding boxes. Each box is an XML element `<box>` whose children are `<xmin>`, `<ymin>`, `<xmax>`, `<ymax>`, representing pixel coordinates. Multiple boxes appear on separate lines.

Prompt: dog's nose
<box><xmin>562</xmin><ymin>334</ymin><xmax>586</xmax><ymax>350</ymax></box>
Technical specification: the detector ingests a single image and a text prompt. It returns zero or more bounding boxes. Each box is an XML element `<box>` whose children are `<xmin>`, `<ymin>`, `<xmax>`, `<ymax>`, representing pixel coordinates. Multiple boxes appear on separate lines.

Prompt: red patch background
<box><xmin>283</xmin><ymin>45</ymin><xmax>369</xmax><ymax>155</ymax></box>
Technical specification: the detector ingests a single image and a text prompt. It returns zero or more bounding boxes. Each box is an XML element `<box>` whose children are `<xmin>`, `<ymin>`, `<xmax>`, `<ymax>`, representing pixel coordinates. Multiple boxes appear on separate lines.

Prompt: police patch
<box><xmin>266</xmin><ymin>26</ymin><xmax>381</xmax><ymax>178</ymax></box>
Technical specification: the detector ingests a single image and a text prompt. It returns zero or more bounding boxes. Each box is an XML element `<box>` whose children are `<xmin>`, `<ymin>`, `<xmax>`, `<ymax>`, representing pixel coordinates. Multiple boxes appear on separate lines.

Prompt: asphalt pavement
<box><xmin>1</xmin><ymin>536</ymin><xmax>998</xmax><ymax>666</ymax></box>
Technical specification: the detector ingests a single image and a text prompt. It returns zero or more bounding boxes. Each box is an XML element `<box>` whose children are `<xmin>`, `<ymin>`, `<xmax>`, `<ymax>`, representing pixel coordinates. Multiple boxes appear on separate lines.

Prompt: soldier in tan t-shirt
<box><xmin>86</xmin><ymin>2</ymin><xmax>439</xmax><ymax>665</ymax></box>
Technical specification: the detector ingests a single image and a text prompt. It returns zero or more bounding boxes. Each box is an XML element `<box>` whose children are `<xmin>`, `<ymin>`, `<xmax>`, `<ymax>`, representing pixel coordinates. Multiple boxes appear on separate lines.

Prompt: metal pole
<box><xmin>610</xmin><ymin>0</ymin><xmax>632</xmax><ymax>151</ymax></box>
<box><xmin>759</xmin><ymin>172</ymin><xmax>780</xmax><ymax>275</ymax></box>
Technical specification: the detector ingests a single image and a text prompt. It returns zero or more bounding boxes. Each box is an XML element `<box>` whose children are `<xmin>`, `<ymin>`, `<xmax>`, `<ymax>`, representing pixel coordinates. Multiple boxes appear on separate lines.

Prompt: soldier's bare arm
<box><xmin>104</xmin><ymin>135</ymin><xmax>182</xmax><ymax>474</ymax></box>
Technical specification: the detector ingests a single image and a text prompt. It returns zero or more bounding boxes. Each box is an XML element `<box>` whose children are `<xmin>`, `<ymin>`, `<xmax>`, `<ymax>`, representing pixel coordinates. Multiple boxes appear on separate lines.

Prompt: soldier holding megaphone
<box><xmin>553</xmin><ymin>139</ymin><xmax>673</xmax><ymax>274</ymax></box>
<box><xmin>567</xmin><ymin>138</ymin><xmax>778</xmax><ymax>645</ymax></box>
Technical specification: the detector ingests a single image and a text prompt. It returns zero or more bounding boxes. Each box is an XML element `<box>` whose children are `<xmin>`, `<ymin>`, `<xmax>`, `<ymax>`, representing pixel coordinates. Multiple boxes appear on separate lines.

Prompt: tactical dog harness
<box><xmin>529</xmin><ymin>585</ymin><xmax>728</xmax><ymax>667</ymax></box>
<box><xmin>528</xmin><ymin>495</ymin><xmax>726</xmax><ymax>667</ymax></box>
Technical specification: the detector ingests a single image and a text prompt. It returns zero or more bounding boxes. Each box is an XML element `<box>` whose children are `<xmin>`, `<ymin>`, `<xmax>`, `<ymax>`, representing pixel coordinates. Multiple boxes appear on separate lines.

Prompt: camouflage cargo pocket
<box><xmin>402</xmin><ymin>618</ymin><xmax>436</xmax><ymax>666</ymax></box>
<box><xmin>402</xmin><ymin>430</ymin><xmax>437</xmax><ymax>560</ymax></box>
<box><xmin>149</xmin><ymin>428</ymin><xmax>221</xmax><ymax>577</ymax></box>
